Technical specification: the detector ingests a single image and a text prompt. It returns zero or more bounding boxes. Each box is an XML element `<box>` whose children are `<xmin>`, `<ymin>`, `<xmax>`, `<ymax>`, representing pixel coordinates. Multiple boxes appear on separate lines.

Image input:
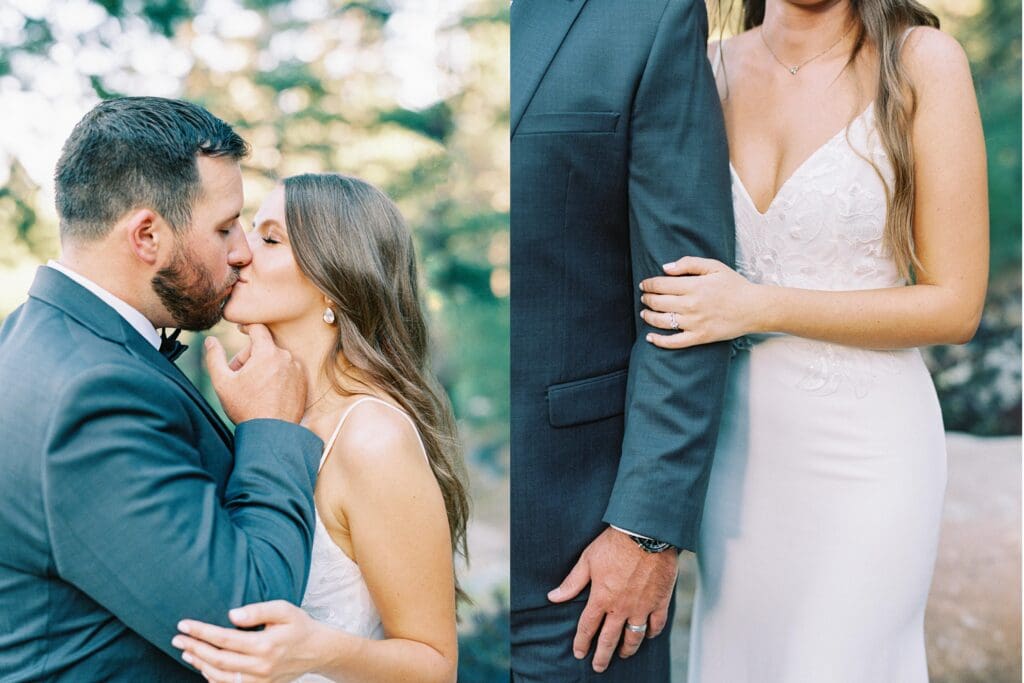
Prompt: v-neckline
<box><xmin>729</xmin><ymin>102</ymin><xmax>875</xmax><ymax>217</ymax></box>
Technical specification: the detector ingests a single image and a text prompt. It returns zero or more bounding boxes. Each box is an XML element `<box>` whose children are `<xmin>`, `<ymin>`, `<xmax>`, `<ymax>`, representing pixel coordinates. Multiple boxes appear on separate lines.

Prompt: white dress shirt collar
<box><xmin>46</xmin><ymin>260</ymin><xmax>162</xmax><ymax>350</ymax></box>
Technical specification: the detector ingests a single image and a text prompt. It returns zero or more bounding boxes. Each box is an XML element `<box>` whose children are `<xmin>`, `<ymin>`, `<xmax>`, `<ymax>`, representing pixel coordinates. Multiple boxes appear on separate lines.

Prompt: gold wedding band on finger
<box><xmin>625</xmin><ymin>622</ymin><xmax>647</xmax><ymax>634</ymax></box>
<box><xmin>668</xmin><ymin>312</ymin><xmax>680</xmax><ymax>331</ymax></box>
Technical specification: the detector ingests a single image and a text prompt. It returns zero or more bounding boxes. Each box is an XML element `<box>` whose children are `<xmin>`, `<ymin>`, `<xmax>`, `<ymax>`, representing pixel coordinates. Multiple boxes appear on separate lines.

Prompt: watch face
<box><xmin>632</xmin><ymin>535</ymin><xmax>672</xmax><ymax>553</ymax></box>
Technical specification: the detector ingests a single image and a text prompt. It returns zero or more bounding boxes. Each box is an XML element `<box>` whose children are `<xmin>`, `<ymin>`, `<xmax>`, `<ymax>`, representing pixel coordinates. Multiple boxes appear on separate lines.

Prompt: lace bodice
<box><xmin>294</xmin><ymin>397</ymin><xmax>426</xmax><ymax>682</ymax></box>
<box><xmin>724</xmin><ymin>77</ymin><xmax>918</xmax><ymax>399</ymax></box>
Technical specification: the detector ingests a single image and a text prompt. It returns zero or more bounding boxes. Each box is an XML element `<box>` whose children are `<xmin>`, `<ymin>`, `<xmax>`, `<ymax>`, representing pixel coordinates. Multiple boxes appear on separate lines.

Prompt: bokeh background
<box><xmin>0</xmin><ymin>0</ymin><xmax>509</xmax><ymax>679</ymax></box>
<box><xmin>668</xmin><ymin>2</ymin><xmax>1022</xmax><ymax>682</ymax></box>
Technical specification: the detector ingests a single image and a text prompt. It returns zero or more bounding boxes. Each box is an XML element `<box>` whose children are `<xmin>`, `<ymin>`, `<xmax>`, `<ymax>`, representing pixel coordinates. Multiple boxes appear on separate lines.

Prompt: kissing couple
<box><xmin>0</xmin><ymin>97</ymin><xmax>466</xmax><ymax>683</ymax></box>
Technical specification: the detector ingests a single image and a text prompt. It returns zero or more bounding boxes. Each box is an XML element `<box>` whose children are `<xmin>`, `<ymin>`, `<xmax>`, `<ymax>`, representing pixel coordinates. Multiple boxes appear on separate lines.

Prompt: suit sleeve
<box><xmin>42</xmin><ymin>364</ymin><xmax>323</xmax><ymax>666</ymax></box>
<box><xmin>602</xmin><ymin>0</ymin><xmax>735</xmax><ymax>552</ymax></box>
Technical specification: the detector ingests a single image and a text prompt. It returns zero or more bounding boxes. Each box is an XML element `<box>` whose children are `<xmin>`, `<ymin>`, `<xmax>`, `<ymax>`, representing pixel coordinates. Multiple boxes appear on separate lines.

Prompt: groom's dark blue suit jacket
<box><xmin>0</xmin><ymin>267</ymin><xmax>323</xmax><ymax>681</ymax></box>
<box><xmin>511</xmin><ymin>0</ymin><xmax>735</xmax><ymax>610</ymax></box>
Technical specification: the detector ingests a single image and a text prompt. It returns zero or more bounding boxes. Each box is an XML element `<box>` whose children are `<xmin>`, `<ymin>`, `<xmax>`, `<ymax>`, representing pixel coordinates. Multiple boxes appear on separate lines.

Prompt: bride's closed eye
<box><xmin>262</xmin><ymin>236</ymin><xmax>280</xmax><ymax>245</ymax></box>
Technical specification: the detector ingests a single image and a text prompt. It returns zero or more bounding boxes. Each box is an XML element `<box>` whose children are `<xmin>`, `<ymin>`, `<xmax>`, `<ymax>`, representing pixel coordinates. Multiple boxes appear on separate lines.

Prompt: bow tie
<box><xmin>159</xmin><ymin>328</ymin><xmax>188</xmax><ymax>363</ymax></box>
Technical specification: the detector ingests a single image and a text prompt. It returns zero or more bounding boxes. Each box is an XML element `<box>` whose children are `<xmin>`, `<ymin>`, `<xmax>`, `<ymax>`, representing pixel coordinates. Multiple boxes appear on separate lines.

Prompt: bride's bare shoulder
<box><xmin>707</xmin><ymin>30</ymin><xmax>758</xmax><ymax>69</ymax></box>
<box><xmin>327</xmin><ymin>398</ymin><xmax>426</xmax><ymax>478</ymax></box>
<box><xmin>901</xmin><ymin>26</ymin><xmax>972</xmax><ymax>88</ymax></box>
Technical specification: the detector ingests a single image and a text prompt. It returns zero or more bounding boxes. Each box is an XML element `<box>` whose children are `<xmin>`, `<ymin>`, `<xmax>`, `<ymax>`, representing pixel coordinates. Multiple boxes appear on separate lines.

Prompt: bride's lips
<box><xmin>223</xmin><ymin>278</ymin><xmax>246</xmax><ymax>300</ymax></box>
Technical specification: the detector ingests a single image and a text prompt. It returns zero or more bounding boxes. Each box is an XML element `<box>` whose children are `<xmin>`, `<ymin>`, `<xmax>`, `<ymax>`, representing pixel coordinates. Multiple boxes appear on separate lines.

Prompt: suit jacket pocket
<box><xmin>547</xmin><ymin>368</ymin><xmax>628</xmax><ymax>428</ymax></box>
<box><xmin>518</xmin><ymin>112</ymin><xmax>620</xmax><ymax>135</ymax></box>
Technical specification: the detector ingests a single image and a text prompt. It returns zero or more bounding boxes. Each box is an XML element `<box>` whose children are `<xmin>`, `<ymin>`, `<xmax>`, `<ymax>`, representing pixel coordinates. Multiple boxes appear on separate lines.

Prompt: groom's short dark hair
<box><xmin>54</xmin><ymin>96</ymin><xmax>249</xmax><ymax>241</ymax></box>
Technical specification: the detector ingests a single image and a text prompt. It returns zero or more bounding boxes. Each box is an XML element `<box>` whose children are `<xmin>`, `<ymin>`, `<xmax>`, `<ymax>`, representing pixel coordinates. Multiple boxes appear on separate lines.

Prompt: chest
<box><xmin>718</xmin><ymin>51</ymin><xmax>877</xmax><ymax>212</ymax></box>
<box><xmin>726</xmin><ymin>94</ymin><xmax>871</xmax><ymax>211</ymax></box>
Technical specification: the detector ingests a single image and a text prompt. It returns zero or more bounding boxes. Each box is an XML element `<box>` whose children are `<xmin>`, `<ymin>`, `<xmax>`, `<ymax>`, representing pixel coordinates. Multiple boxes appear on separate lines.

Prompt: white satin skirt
<box><xmin>688</xmin><ymin>336</ymin><xmax>947</xmax><ymax>683</ymax></box>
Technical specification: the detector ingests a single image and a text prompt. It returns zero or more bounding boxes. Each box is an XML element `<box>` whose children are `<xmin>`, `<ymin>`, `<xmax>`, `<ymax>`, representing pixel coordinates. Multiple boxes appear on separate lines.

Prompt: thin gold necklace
<box><xmin>305</xmin><ymin>388</ymin><xmax>332</xmax><ymax>411</ymax></box>
<box><xmin>760</xmin><ymin>23</ymin><xmax>854</xmax><ymax>76</ymax></box>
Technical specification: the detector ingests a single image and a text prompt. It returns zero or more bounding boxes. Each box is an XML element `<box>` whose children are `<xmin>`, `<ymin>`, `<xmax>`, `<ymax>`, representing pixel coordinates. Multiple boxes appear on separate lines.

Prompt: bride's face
<box><xmin>222</xmin><ymin>185</ymin><xmax>324</xmax><ymax>327</ymax></box>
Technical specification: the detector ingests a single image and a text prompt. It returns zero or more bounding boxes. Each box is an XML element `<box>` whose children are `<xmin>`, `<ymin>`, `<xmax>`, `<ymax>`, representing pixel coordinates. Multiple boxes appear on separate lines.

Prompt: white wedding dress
<box><xmin>294</xmin><ymin>396</ymin><xmax>425</xmax><ymax>683</ymax></box>
<box><xmin>689</xmin><ymin>41</ymin><xmax>947</xmax><ymax>682</ymax></box>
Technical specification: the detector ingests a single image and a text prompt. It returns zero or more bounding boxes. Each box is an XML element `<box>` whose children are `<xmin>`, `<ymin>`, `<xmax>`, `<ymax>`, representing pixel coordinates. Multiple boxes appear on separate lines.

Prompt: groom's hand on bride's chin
<box><xmin>547</xmin><ymin>526</ymin><xmax>678</xmax><ymax>673</ymax></box>
<box><xmin>204</xmin><ymin>324</ymin><xmax>307</xmax><ymax>425</ymax></box>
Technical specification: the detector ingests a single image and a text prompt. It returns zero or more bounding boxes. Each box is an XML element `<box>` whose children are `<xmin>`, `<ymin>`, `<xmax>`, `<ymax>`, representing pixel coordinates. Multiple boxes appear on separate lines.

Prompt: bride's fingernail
<box><xmin>177</xmin><ymin>621</ymin><xmax>190</xmax><ymax>634</ymax></box>
<box><xmin>182</xmin><ymin>652</ymin><xmax>194</xmax><ymax>664</ymax></box>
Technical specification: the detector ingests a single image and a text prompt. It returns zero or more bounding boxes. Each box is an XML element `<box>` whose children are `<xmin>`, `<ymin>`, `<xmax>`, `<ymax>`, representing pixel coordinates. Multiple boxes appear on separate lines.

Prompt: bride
<box><xmin>638</xmin><ymin>0</ymin><xmax>987</xmax><ymax>680</ymax></box>
<box><xmin>170</xmin><ymin>173</ymin><xmax>467</xmax><ymax>682</ymax></box>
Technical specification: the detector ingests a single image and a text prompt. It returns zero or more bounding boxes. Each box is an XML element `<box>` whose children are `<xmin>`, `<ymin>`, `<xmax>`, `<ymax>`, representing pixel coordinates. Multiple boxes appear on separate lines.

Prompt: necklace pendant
<box><xmin>789</xmin><ymin>66</ymin><xmax>799</xmax><ymax>75</ymax></box>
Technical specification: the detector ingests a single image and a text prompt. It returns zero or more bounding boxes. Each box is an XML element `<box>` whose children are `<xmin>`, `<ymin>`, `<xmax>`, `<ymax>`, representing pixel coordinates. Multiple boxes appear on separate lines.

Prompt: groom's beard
<box><xmin>152</xmin><ymin>240</ymin><xmax>239</xmax><ymax>331</ymax></box>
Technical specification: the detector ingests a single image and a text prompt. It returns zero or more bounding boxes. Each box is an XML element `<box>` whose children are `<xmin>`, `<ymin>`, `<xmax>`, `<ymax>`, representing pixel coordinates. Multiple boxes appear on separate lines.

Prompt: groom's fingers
<box><xmin>591</xmin><ymin>613</ymin><xmax>626</xmax><ymax>672</ymax></box>
<box><xmin>204</xmin><ymin>337</ymin><xmax>231</xmax><ymax>382</ymax></box>
<box><xmin>547</xmin><ymin>557</ymin><xmax>590</xmax><ymax>603</ymax></box>
<box><xmin>572</xmin><ymin>601</ymin><xmax>605</xmax><ymax>659</ymax></box>
<box><xmin>245</xmin><ymin>324</ymin><xmax>275</xmax><ymax>355</ymax></box>
<box><xmin>228</xmin><ymin>342</ymin><xmax>253</xmax><ymax>372</ymax></box>
<box><xmin>647</xmin><ymin>603</ymin><xmax>669</xmax><ymax>639</ymax></box>
<box><xmin>618</xmin><ymin>616</ymin><xmax>648</xmax><ymax>659</ymax></box>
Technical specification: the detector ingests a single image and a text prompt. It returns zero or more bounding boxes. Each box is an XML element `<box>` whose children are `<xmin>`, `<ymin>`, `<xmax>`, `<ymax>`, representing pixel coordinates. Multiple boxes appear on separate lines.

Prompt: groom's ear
<box><xmin>123</xmin><ymin>209</ymin><xmax>166</xmax><ymax>266</ymax></box>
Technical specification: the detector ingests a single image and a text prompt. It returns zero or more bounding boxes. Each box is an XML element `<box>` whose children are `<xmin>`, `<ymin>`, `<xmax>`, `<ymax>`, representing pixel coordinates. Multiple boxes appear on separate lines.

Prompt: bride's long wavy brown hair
<box><xmin>283</xmin><ymin>172</ymin><xmax>470</xmax><ymax>604</ymax></box>
<box><xmin>711</xmin><ymin>0</ymin><xmax>940</xmax><ymax>279</ymax></box>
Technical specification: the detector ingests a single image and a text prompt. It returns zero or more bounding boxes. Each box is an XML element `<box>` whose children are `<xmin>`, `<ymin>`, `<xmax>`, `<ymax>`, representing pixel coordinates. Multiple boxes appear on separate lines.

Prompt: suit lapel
<box><xmin>511</xmin><ymin>0</ymin><xmax>589</xmax><ymax>136</ymax></box>
<box><xmin>122</xmin><ymin>333</ymin><xmax>234</xmax><ymax>449</ymax></box>
<box><xmin>28</xmin><ymin>267</ymin><xmax>234</xmax><ymax>449</ymax></box>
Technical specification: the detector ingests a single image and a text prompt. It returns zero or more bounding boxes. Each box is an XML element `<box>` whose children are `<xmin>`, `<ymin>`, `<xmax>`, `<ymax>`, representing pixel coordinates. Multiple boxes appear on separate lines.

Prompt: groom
<box><xmin>510</xmin><ymin>0</ymin><xmax>734</xmax><ymax>679</ymax></box>
<box><xmin>0</xmin><ymin>97</ymin><xmax>323</xmax><ymax>680</ymax></box>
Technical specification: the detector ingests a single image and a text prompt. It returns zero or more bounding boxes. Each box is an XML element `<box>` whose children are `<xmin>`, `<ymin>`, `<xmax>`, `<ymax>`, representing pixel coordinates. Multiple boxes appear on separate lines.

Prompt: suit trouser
<box><xmin>511</xmin><ymin>589</ymin><xmax>678</xmax><ymax>682</ymax></box>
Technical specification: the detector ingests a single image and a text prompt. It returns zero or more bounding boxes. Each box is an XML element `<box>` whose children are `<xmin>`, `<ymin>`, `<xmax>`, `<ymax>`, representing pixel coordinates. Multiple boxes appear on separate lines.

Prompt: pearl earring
<box><xmin>323</xmin><ymin>307</ymin><xmax>336</xmax><ymax>325</ymax></box>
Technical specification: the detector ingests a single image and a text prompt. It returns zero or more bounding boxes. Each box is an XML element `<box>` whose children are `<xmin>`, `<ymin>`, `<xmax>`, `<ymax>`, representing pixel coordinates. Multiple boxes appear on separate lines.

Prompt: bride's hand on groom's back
<box><xmin>173</xmin><ymin>601</ymin><xmax>326</xmax><ymax>683</ymax></box>
<box><xmin>204</xmin><ymin>324</ymin><xmax>307</xmax><ymax>425</ymax></box>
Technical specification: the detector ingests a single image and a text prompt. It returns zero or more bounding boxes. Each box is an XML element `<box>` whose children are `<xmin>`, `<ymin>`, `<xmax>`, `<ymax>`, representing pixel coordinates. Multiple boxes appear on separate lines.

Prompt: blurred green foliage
<box><xmin>955</xmin><ymin>0</ymin><xmax>1022</xmax><ymax>277</ymax></box>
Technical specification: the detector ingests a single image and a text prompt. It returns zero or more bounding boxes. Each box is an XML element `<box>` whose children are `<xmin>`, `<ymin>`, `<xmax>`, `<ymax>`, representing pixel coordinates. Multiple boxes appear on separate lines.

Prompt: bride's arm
<box><xmin>307</xmin><ymin>402</ymin><xmax>458</xmax><ymax>683</ymax></box>
<box><xmin>172</xmin><ymin>402</ymin><xmax>458</xmax><ymax>683</ymax></box>
<box><xmin>642</xmin><ymin>27</ymin><xmax>988</xmax><ymax>351</ymax></box>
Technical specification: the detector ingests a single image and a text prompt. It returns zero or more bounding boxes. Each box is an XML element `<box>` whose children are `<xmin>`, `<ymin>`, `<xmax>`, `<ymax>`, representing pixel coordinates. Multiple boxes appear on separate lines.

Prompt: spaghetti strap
<box><xmin>899</xmin><ymin>25</ymin><xmax>918</xmax><ymax>50</ymax></box>
<box><xmin>318</xmin><ymin>396</ymin><xmax>428</xmax><ymax>472</ymax></box>
<box><xmin>710</xmin><ymin>38</ymin><xmax>724</xmax><ymax>74</ymax></box>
